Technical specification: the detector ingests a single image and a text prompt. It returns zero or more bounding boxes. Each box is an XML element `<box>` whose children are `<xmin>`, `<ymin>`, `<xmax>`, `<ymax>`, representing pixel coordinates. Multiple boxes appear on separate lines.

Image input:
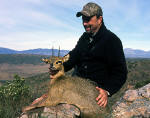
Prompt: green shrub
<box><xmin>135</xmin><ymin>78</ymin><xmax>150</xmax><ymax>89</ymax></box>
<box><xmin>0</xmin><ymin>74</ymin><xmax>32</xmax><ymax>118</ymax></box>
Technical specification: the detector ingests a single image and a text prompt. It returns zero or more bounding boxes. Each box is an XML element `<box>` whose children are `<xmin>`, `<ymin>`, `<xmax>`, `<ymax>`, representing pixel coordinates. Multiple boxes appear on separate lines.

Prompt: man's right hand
<box><xmin>96</xmin><ymin>87</ymin><xmax>108</xmax><ymax>107</ymax></box>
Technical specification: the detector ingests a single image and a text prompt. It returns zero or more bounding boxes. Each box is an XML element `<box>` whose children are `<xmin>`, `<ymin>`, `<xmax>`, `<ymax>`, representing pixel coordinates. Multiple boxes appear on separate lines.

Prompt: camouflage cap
<box><xmin>76</xmin><ymin>2</ymin><xmax>103</xmax><ymax>17</ymax></box>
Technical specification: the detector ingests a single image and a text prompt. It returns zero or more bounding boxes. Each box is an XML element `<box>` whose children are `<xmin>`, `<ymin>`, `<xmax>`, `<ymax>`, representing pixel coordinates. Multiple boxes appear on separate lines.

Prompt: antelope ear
<box><xmin>63</xmin><ymin>54</ymin><xmax>70</xmax><ymax>62</ymax></box>
<box><xmin>41</xmin><ymin>58</ymin><xmax>51</xmax><ymax>64</ymax></box>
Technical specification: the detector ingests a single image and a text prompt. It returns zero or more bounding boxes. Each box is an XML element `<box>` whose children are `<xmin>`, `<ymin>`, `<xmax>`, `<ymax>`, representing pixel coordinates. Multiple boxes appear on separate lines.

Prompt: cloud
<box><xmin>22</xmin><ymin>0</ymin><xmax>43</xmax><ymax>5</ymax></box>
<box><xmin>0</xmin><ymin>17</ymin><xmax>16</xmax><ymax>29</ymax></box>
<box><xmin>0</xmin><ymin>0</ymin><xmax>150</xmax><ymax>51</ymax></box>
<box><xmin>47</xmin><ymin>0</ymin><xmax>85</xmax><ymax>7</ymax></box>
<box><xmin>0</xmin><ymin>0</ymin><xmax>80</xmax><ymax>33</ymax></box>
<box><xmin>0</xmin><ymin>30</ymin><xmax>80</xmax><ymax>50</ymax></box>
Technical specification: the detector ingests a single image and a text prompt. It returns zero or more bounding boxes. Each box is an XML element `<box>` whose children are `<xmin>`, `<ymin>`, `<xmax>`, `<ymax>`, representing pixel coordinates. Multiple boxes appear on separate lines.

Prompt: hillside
<box><xmin>126</xmin><ymin>58</ymin><xmax>150</xmax><ymax>88</ymax></box>
<box><xmin>0</xmin><ymin>54</ymin><xmax>49</xmax><ymax>65</ymax></box>
<box><xmin>0</xmin><ymin>54</ymin><xmax>50</xmax><ymax>80</ymax></box>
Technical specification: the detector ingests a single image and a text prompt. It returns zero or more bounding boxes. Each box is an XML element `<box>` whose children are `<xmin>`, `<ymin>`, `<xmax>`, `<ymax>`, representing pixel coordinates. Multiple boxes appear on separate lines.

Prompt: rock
<box><xmin>138</xmin><ymin>84</ymin><xmax>150</xmax><ymax>99</ymax></box>
<box><xmin>123</xmin><ymin>90</ymin><xmax>139</xmax><ymax>102</ymax></box>
<box><xmin>19</xmin><ymin>103</ymin><xmax>80</xmax><ymax>118</ymax></box>
<box><xmin>112</xmin><ymin>83</ymin><xmax>150</xmax><ymax>118</ymax></box>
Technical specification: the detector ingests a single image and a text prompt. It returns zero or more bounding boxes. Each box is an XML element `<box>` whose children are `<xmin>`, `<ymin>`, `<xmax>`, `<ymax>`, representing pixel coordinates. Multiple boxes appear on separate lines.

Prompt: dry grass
<box><xmin>0</xmin><ymin>63</ymin><xmax>49</xmax><ymax>80</ymax></box>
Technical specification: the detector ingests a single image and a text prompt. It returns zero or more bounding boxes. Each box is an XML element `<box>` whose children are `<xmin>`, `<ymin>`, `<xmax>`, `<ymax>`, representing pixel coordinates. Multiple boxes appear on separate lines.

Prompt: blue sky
<box><xmin>0</xmin><ymin>0</ymin><xmax>150</xmax><ymax>51</ymax></box>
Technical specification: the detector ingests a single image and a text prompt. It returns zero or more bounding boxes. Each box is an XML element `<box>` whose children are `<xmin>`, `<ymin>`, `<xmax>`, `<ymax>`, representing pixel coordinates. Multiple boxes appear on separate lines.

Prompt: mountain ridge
<box><xmin>0</xmin><ymin>47</ymin><xmax>150</xmax><ymax>58</ymax></box>
<box><xmin>0</xmin><ymin>47</ymin><xmax>69</xmax><ymax>57</ymax></box>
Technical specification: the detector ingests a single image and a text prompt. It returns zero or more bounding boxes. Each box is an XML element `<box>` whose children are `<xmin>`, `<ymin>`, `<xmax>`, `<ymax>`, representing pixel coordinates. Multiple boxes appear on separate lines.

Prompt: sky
<box><xmin>0</xmin><ymin>0</ymin><xmax>150</xmax><ymax>51</ymax></box>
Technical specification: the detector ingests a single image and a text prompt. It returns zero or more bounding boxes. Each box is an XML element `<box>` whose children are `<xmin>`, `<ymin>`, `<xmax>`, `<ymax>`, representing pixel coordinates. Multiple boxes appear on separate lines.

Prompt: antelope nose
<box><xmin>50</xmin><ymin>63</ymin><xmax>53</xmax><ymax>68</ymax></box>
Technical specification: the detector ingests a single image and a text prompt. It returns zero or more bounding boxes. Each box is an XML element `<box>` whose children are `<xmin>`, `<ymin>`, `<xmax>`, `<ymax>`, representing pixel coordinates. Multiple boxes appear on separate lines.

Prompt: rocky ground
<box><xmin>19</xmin><ymin>104</ymin><xmax>80</xmax><ymax>118</ymax></box>
<box><xmin>112</xmin><ymin>83</ymin><xmax>150</xmax><ymax>118</ymax></box>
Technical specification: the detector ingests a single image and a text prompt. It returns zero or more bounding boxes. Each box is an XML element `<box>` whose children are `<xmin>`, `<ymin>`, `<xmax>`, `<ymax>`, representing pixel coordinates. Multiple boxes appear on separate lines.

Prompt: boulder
<box><xmin>19</xmin><ymin>103</ymin><xmax>80</xmax><ymax>118</ymax></box>
<box><xmin>112</xmin><ymin>83</ymin><xmax>150</xmax><ymax>118</ymax></box>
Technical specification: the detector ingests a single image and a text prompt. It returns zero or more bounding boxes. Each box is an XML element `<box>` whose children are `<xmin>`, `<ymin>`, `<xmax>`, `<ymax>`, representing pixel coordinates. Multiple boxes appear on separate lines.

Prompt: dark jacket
<box><xmin>63</xmin><ymin>22</ymin><xmax>128</xmax><ymax>96</ymax></box>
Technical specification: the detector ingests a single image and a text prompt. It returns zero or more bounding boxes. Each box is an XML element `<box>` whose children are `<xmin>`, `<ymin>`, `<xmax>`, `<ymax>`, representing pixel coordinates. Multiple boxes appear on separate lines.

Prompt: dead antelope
<box><xmin>22</xmin><ymin>55</ymin><xmax>105</xmax><ymax>118</ymax></box>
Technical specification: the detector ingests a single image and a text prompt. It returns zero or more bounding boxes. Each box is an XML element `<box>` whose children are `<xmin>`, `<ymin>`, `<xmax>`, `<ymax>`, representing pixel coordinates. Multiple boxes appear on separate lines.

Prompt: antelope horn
<box><xmin>58</xmin><ymin>46</ymin><xmax>60</xmax><ymax>57</ymax></box>
<box><xmin>52</xmin><ymin>46</ymin><xmax>54</xmax><ymax>57</ymax></box>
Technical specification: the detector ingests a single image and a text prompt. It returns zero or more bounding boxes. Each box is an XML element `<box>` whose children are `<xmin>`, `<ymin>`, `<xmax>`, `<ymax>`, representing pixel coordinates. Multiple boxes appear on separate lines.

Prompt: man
<box><xmin>52</xmin><ymin>2</ymin><xmax>128</xmax><ymax>108</ymax></box>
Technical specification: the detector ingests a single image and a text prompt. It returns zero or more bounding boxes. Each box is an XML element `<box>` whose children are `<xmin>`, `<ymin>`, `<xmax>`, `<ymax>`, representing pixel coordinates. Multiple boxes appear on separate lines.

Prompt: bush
<box><xmin>0</xmin><ymin>75</ymin><xmax>32</xmax><ymax>118</ymax></box>
<box><xmin>135</xmin><ymin>78</ymin><xmax>150</xmax><ymax>89</ymax></box>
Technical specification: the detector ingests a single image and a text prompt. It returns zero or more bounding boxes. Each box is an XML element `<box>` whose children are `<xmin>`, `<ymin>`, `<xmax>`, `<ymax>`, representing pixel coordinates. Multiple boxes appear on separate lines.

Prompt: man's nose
<box><xmin>83</xmin><ymin>21</ymin><xmax>88</xmax><ymax>26</ymax></box>
<box><xmin>83</xmin><ymin>20</ymin><xmax>90</xmax><ymax>27</ymax></box>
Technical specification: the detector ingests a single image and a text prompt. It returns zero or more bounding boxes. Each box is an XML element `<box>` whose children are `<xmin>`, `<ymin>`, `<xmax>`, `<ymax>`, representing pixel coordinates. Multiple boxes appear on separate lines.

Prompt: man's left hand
<box><xmin>96</xmin><ymin>87</ymin><xmax>108</xmax><ymax>107</ymax></box>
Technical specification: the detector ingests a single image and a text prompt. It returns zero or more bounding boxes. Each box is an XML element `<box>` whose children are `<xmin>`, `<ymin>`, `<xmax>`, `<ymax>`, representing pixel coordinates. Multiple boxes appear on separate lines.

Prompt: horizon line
<box><xmin>0</xmin><ymin>46</ymin><xmax>150</xmax><ymax>52</ymax></box>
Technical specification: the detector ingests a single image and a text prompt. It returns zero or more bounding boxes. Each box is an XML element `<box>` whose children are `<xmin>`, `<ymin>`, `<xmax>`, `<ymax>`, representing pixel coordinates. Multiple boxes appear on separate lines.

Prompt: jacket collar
<box><xmin>93</xmin><ymin>21</ymin><xmax>106</xmax><ymax>40</ymax></box>
<box><xmin>83</xmin><ymin>21</ymin><xmax>107</xmax><ymax>44</ymax></box>
<box><xmin>87</xmin><ymin>21</ymin><xmax>107</xmax><ymax>46</ymax></box>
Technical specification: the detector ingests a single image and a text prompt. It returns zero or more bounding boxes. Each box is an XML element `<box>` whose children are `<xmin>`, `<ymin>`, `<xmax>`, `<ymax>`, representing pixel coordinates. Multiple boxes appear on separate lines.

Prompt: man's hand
<box><xmin>96</xmin><ymin>87</ymin><xmax>108</xmax><ymax>107</ymax></box>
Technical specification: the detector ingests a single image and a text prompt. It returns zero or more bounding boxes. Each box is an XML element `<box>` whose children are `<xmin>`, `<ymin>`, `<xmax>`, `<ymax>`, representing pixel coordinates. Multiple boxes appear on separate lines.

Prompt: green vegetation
<box><xmin>126</xmin><ymin>58</ymin><xmax>150</xmax><ymax>88</ymax></box>
<box><xmin>25</xmin><ymin>73</ymin><xmax>50</xmax><ymax>98</ymax></box>
<box><xmin>0</xmin><ymin>57</ymin><xmax>150</xmax><ymax>117</ymax></box>
<box><xmin>135</xmin><ymin>79</ymin><xmax>150</xmax><ymax>89</ymax></box>
<box><xmin>0</xmin><ymin>73</ymin><xmax>50</xmax><ymax>118</ymax></box>
<box><xmin>0</xmin><ymin>75</ymin><xmax>32</xmax><ymax>118</ymax></box>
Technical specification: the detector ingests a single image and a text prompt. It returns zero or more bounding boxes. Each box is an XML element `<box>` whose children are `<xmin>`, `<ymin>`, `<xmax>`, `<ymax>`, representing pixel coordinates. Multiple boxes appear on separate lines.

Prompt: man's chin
<box><xmin>85</xmin><ymin>31</ymin><xmax>93</xmax><ymax>36</ymax></box>
<box><xmin>86</xmin><ymin>30</ymin><xmax>91</xmax><ymax>33</ymax></box>
<box><xmin>85</xmin><ymin>29</ymin><xmax>94</xmax><ymax>33</ymax></box>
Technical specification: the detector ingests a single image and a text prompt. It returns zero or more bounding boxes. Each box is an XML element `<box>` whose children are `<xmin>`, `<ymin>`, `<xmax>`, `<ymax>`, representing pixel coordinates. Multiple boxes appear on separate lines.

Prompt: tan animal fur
<box><xmin>23</xmin><ymin>55</ymin><xmax>105</xmax><ymax>118</ymax></box>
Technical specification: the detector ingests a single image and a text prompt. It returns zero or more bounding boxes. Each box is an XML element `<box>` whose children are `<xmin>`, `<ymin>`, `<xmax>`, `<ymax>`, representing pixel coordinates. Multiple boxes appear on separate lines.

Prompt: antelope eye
<box><xmin>56</xmin><ymin>61</ymin><xmax>62</xmax><ymax>64</ymax></box>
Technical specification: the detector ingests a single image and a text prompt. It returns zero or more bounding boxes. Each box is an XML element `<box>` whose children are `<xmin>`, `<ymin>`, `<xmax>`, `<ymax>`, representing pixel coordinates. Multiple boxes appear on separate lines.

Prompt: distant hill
<box><xmin>0</xmin><ymin>47</ymin><xmax>150</xmax><ymax>58</ymax></box>
<box><xmin>0</xmin><ymin>47</ymin><xmax>17</xmax><ymax>54</ymax></box>
<box><xmin>124</xmin><ymin>48</ymin><xmax>150</xmax><ymax>58</ymax></box>
<box><xmin>0</xmin><ymin>47</ymin><xmax>69</xmax><ymax>57</ymax></box>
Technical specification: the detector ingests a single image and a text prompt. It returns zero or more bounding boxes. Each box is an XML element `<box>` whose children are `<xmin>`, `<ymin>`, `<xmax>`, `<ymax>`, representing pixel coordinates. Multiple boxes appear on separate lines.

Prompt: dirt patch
<box><xmin>0</xmin><ymin>63</ymin><xmax>49</xmax><ymax>80</ymax></box>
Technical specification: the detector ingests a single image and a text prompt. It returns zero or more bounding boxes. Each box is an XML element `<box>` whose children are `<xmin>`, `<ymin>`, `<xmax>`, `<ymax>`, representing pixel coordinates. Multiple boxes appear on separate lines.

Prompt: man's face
<box><xmin>82</xmin><ymin>15</ymin><xmax>102</xmax><ymax>34</ymax></box>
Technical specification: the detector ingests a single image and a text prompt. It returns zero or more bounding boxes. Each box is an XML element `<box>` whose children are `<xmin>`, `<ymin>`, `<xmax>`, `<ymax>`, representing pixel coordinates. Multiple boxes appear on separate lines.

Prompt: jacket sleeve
<box><xmin>103</xmin><ymin>33</ymin><xmax>128</xmax><ymax>96</ymax></box>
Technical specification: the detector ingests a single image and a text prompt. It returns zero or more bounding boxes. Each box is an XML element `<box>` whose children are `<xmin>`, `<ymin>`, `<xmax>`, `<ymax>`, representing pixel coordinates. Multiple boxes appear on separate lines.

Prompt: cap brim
<box><xmin>76</xmin><ymin>12</ymin><xmax>82</xmax><ymax>17</ymax></box>
<box><xmin>76</xmin><ymin>11</ymin><xmax>91</xmax><ymax>17</ymax></box>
